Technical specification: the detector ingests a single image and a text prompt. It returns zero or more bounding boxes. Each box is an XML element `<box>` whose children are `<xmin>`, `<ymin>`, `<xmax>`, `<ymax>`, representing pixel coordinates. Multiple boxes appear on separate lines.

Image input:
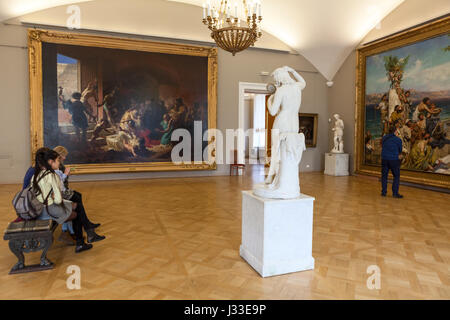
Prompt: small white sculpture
<box><xmin>253</xmin><ymin>66</ymin><xmax>307</xmax><ymax>199</ymax></box>
<box><xmin>331</xmin><ymin>114</ymin><xmax>344</xmax><ymax>153</ymax></box>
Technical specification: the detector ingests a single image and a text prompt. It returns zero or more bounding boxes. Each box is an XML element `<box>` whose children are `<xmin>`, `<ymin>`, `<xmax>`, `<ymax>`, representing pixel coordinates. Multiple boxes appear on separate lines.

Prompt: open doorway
<box><xmin>243</xmin><ymin>93</ymin><xmax>267</xmax><ymax>162</ymax></box>
<box><xmin>238</xmin><ymin>82</ymin><xmax>271</xmax><ymax>166</ymax></box>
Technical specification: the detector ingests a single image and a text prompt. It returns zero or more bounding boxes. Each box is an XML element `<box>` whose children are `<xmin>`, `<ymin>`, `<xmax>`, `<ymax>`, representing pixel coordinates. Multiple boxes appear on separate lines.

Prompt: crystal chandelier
<box><xmin>202</xmin><ymin>0</ymin><xmax>262</xmax><ymax>56</ymax></box>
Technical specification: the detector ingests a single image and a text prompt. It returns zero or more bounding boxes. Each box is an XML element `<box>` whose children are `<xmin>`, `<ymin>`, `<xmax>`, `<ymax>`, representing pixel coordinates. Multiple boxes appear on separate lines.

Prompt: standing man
<box><xmin>60</xmin><ymin>92</ymin><xmax>95</xmax><ymax>143</ymax></box>
<box><xmin>381</xmin><ymin>125</ymin><xmax>404</xmax><ymax>198</ymax></box>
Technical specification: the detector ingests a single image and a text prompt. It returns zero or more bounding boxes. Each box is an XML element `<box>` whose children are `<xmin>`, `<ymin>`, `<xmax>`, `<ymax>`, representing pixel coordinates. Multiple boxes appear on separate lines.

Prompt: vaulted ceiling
<box><xmin>0</xmin><ymin>0</ymin><xmax>406</xmax><ymax>80</ymax></box>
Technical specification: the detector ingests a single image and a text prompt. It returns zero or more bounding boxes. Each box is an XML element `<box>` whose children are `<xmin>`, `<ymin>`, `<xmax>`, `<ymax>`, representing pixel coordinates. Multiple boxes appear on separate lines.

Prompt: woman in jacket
<box><xmin>31</xmin><ymin>148</ymin><xmax>93</xmax><ymax>253</ymax></box>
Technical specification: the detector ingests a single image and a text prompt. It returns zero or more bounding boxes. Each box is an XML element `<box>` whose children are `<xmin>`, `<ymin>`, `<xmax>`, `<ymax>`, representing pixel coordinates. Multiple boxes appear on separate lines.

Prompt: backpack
<box><xmin>12</xmin><ymin>172</ymin><xmax>53</xmax><ymax>220</ymax></box>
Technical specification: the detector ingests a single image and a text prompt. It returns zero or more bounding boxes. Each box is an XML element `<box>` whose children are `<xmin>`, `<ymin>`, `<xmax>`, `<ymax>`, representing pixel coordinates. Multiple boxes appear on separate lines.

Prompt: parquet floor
<box><xmin>0</xmin><ymin>166</ymin><xmax>448</xmax><ymax>300</ymax></box>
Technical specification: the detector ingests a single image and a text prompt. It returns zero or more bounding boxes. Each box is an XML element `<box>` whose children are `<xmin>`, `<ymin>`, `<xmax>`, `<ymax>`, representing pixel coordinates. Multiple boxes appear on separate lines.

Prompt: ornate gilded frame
<box><xmin>355</xmin><ymin>16</ymin><xmax>450</xmax><ymax>189</ymax></box>
<box><xmin>28</xmin><ymin>29</ymin><xmax>217</xmax><ymax>174</ymax></box>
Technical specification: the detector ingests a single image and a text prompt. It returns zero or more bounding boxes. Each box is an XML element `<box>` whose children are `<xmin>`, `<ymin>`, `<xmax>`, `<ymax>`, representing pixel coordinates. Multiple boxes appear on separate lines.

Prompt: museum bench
<box><xmin>3</xmin><ymin>219</ymin><xmax>57</xmax><ymax>274</ymax></box>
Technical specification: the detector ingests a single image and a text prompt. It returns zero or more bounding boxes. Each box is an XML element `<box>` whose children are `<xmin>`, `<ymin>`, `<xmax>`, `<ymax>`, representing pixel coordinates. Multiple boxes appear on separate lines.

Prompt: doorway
<box><xmin>238</xmin><ymin>82</ymin><xmax>271</xmax><ymax>165</ymax></box>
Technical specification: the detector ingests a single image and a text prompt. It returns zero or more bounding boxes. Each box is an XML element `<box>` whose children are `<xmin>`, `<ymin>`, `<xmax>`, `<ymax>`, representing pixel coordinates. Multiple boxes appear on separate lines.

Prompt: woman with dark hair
<box><xmin>31</xmin><ymin>148</ymin><xmax>93</xmax><ymax>253</ymax></box>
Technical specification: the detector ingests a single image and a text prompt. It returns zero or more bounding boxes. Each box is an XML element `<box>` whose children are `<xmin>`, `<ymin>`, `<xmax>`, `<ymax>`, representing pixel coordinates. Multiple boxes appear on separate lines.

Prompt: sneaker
<box><xmin>393</xmin><ymin>194</ymin><xmax>404</xmax><ymax>199</ymax></box>
<box><xmin>58</xmin><ymin>231</ymin><xmax>76</xmax><ymax>246</ymax></box>
<box><xmin>75</xmin><ymin>243</ymin><xmax>93</xmax><ymax>253</ymax></box>
<box><xmin>381</xmin><ymin>193</ymin><xmax>386</xmax><ymax>197</ymax></box>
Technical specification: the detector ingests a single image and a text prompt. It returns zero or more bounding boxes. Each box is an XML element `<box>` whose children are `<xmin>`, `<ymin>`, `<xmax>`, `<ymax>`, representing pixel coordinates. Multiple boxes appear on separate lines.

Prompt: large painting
<box><xmin>29</xmin><ymin>29</ymin><xmax>217</xmax><ymax>174</ymax></box>
<box><xmin>356</xmin><ymin>17</ymin><xmax>450</xmax><ymax>188</ymax></box>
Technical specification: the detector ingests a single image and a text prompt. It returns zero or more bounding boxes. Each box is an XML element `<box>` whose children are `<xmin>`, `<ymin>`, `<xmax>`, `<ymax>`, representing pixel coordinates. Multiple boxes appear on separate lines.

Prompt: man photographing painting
<box><xmin>381</xmin><ymin>124</ymin><xmax>404</xmax><ymax>199</ymax></box>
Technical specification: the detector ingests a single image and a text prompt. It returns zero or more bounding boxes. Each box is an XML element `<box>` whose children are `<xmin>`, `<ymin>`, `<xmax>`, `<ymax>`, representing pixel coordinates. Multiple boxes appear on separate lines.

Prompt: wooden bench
<box><xmin>3</xmin><ymin>219</ymin><xmax>57</xmax><ymax>274</ymax></box>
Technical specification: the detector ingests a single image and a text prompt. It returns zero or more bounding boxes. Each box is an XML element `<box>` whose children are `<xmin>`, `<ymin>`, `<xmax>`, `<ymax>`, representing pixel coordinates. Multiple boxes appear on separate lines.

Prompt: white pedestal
<box><xmin>240</xmin><ymin>191</ymin><xmax>315</xmax><ymax>278</ymax></box>
<box><xmin>324</xmin><ymin>153</ymin><xmax>349</xmax><ymax>176</ymax></box>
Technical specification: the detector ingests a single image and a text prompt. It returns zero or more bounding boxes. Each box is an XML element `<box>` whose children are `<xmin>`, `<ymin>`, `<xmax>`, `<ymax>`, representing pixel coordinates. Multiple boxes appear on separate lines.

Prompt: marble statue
<box><xmin>331</xmin><ymin>114</ymin><xmax>344</xmax><ymax>153</ymax></box>
<box><xmin>253</xmin><ymin>66</ymin><xmax>307</xmax><ymax>199</ymax></box>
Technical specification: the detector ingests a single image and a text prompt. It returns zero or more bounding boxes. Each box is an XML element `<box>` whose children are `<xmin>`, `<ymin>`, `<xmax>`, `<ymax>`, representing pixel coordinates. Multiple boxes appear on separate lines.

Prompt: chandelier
<box><xmin>202</xmin><ymin>0</ymin><xmax>262</xmax><ymax>56</ymax></box>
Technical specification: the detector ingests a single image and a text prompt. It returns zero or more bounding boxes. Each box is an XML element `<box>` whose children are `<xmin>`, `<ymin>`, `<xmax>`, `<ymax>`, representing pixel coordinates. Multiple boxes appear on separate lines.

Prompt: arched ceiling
<box><xmin>0</xmin><ymin>1</ymin><xmax>91</xmax><ymax>21</ymax></box>
<box><xmin>0</xmin><ymin>0</ymin><xmax>405</xmax><ymax>80</ymax></box>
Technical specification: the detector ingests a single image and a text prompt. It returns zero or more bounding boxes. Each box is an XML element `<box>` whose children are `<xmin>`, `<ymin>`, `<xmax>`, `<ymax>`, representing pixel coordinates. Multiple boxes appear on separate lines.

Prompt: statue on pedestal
<box><xmin>331</xmin><ymin>114</ymin><xmax>344</xmax><ymax>154</ymax></box>
<box><xmin>253</xmin><ymin>66</ymin><xmax>307</xmax><ymax>199</ymax></box>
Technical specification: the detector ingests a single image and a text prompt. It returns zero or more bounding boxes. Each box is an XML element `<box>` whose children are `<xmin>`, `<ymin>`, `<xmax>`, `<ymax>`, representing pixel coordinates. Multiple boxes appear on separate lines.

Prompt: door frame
<box><xmin>238</xmin><ymin>82</ymin><xmax>271</xmax><ymax>164</ymax></box>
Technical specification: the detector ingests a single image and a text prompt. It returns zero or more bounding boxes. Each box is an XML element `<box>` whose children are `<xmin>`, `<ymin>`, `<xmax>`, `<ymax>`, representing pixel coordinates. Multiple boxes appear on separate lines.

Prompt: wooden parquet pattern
<box><xmin>0</xmin><ymin>167</ymin><xmax>448</xmax><ymax>300</ymax></box>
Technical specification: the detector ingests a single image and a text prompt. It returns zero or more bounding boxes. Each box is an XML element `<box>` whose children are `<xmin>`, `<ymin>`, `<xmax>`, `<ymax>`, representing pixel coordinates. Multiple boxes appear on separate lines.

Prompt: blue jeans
<box><xmin>62</xmin><ymin>222</ymin><xmax>74</xmax><ymax>234</ymax></box>
<box><xmin>381</xmin><ymin>159</ymin><xmax>401</xmax><ymax>195</ymax></box>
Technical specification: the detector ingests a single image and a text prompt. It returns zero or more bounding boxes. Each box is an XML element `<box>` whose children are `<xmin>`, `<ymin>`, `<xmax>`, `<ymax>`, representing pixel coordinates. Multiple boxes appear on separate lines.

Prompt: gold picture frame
<box><xmin>28</xmin><ymin>29</ymin><xmax>217</xmax><ymax>174</ymax></box>
<box><xmin>355</xmin><ymin>16</ymin><xmax>450</xmax><ymax>189</ymax></box>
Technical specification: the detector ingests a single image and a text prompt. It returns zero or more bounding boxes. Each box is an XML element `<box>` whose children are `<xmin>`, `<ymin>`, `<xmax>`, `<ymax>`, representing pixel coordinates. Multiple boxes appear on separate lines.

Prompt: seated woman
<box><xmin>157</xmin><ymin>113</ymin><xmax>174</xmax><ymax>146</ymax></box>
<box><xmin>31</xmin><ymin>148</ymin><xmax>93</xmax><ymax>253</ymax></box>
<box><xmin>22</xmin><ymin>150</ymin><xmax>76</xmax><ymax>245</ymax></box>
<box><xmin>405</xmin><ymin>134</ymin><xmax>439</xmax><ymax>171</ymax></box>
<box><xmin>146</xmin><ymin>114</ymin><xmax>175</xmax><ymax>154</ymax></box>
<box><xmin>53</xmin><ymin>146</ymin><xmax>105</xmax><ymax>244</ymax></box>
